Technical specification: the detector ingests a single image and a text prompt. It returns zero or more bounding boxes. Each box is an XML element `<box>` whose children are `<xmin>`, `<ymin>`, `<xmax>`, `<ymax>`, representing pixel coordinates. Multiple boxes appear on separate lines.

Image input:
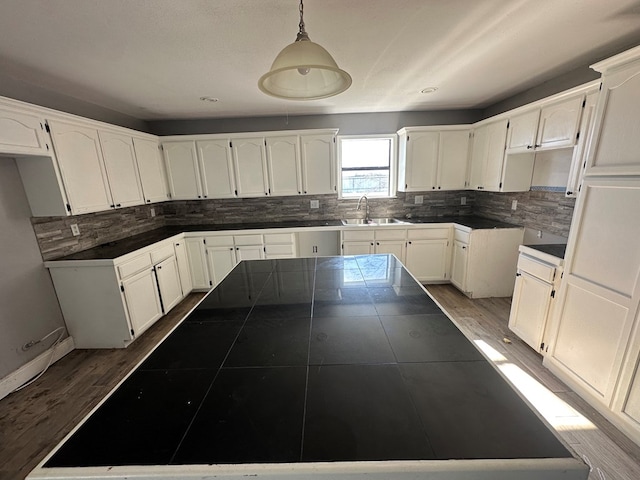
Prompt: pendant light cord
<box><xmin>296</xmin><ymin>0</ymin><xmax>309</xmax><ymax>41</ymax></box>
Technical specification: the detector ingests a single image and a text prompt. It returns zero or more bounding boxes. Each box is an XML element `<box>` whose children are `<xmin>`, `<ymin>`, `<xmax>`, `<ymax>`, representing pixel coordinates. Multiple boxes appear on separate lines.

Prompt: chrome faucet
<box><xmin>356</xmin><ymin>194</ymin><xmax>370</xmax><ymax>223</ymax></box>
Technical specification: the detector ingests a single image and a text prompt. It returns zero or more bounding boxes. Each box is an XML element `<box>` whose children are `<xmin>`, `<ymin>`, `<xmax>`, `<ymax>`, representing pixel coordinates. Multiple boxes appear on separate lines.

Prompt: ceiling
<box><xmin>1</xmin><ymin>0</ymin><xmax>640</xmax><ymax>121</ymax></box>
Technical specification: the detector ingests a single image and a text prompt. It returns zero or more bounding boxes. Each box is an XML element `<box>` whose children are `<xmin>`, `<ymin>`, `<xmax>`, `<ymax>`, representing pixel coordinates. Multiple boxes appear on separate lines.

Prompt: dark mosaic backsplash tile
<box><xmin>32</xmin><ymin>190</ymin><xmax>574</xmax><ymax>261</ymax></box>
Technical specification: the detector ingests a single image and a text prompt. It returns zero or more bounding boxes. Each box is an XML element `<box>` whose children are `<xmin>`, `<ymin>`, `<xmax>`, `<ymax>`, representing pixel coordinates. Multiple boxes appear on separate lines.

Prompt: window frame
<box><xmin>337</xmin><ymin>134</ymin><xmax>398</xmax><ymax>199</ymax></box>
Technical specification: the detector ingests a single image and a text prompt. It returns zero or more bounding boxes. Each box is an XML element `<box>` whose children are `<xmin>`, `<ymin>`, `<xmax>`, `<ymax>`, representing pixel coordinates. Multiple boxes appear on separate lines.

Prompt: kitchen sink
<box><xmin>341</xmin><ymin>218</ymin><xmax>406</xmax><ymax>226</ymax></box>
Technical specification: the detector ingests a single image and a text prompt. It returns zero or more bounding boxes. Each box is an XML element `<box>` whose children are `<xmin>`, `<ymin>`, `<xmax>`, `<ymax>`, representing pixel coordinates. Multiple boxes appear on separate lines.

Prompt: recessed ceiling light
<box><xmin>420</xmin><ymin>87</ymin><xmax>438</xmax><ymax>94</ymax></box>
<box><xmin>199</xmin><ymin>96</ymin><xmax>219</xmax><ymax>102</ymax></box>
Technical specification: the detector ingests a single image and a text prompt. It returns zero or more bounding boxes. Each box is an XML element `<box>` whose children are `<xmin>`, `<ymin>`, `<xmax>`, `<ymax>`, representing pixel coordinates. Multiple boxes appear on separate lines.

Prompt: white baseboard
<box><xmin>0</xmin><ymin>336</ymin><xmax>75</xmax><ymax>401</ymax></box>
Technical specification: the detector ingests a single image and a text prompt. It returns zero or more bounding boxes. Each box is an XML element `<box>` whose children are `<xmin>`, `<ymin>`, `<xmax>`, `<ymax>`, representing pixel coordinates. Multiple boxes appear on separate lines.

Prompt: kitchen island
<box><xmin>28</xmin><ymin>255</ymin><xmax>587</xmax><ymax>480</ymax></box>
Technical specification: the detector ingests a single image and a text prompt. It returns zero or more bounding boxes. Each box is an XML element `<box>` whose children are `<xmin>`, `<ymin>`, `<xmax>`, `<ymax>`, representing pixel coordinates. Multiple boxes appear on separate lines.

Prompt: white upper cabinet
<box><xmin>163</xmin><ymin>141</ymin><xmax>202</xmax><ymax>200</ymax></box>
<box><xmin>398</xmin><ymin>127</ymin><xmax>469</xmax><ymax>192</ymax></box>
<box><xmin>266</xmin><ymin>135</ymin><xmax>301</xmax><ymax>196</ymax></box>
<box><xmin>48</xmin><ymin>120</ymin><xmax>114</xmax><ymax>214</ymax></box>
<box><xmin>437</xmin><ymin>130</ymin><xmax>471</xmax><ymax>190</ymax></box>
<box><xmin>505</xmin><ymin>109</ymin><xmax>540</xmax><ymax>153</ymax></box>
<box><xmin>587</xmin><ymin>52</ymin><xmax>640</xmax><ymax>175</ymax></box>
<box><xmin>197</xmin><ymin>139</ymin><xmax>237</xmax><ymax>198</ymax></box>
<box><xmin>133</xmin><ymin>137</ymin><xmax>169</xmax><ymax>204</ymax></box>
<box><xmin>0</xmin><ymin>105</ymin><xmax>50</xmax><ymax>156</ymax></box>
<box><xmin>398</xmin><ymin>130</ymin><xmax>439</xmax><ymax>191</ymax></box>
<box><xmin>300</xmin><ymin>133</ymin><xmax>336</xmax><ymax>194</ymax></box>
<box><xmin>469</xmin><ymin>119</ymin><xmax>510</xmax><ymax>191</ymax></box>
<box><xmin>232</xmin><ymin>137</ymin><xmax>269</xmax><ymax>197</ymax></box>
<box><xmin>536</xmin><ymin>96</ymin><xmax>584</xmax><ymax>150</ymax></box>
<box><xmin>98</xmin><ymin>131</ymin><xmax>145</xmax><ymax>208</ymax></box>
<box><xmin>566</xmin><ymin>91</ymin><xmax>599</xmax><ymax>197</ymax></box>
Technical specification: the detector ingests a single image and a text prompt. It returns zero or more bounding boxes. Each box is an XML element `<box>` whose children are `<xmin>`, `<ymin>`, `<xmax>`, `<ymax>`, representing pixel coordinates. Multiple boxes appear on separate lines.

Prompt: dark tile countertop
<box><xmin>525</xmin><ymin>243</ymin><xmax>567</xmax><ymax>259</ymax></box>
<box><xmin>49</xmin><ymin>216</ymin><xmax>520</xmax><ymax>262</ymax></box>
<box><xmin>43</xmin><ymin>255</ymin><xmax>574</xmax><ymax>470</ymax></box>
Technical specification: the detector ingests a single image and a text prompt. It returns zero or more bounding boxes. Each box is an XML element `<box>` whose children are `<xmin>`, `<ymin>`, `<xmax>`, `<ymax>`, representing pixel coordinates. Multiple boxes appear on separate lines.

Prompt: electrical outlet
<box><xmin>460</xmin><ymin>196</ymin><xmax>466</xmax><ymax>206</ymax></box>
<box><xmin>511</xmin><ymin>200</ymin><xmax>518</xmax><ymax>211</ymax></box>
<box><xmin>414</xmin><ymin>195</ymin><xmax>423</xmax><ymax>205</ymax></box>
<box><xmin>310</xmin><ymin>200</ymin><xmax>319</xmax><ymax>209</ymax></box>
<box><xmin>150</xmin><ymin>208</ymin><xmax>155</xmax><ymax>217</ymax></box>
<box><xmin>70</xmin><ymin>224</ymin><xmax>80</xmax><ymax>236</ymax></box>
<box><xmin>537</xmin><ymin>230</ymin><xmax>543</xmax><ymax>239</ymax></box>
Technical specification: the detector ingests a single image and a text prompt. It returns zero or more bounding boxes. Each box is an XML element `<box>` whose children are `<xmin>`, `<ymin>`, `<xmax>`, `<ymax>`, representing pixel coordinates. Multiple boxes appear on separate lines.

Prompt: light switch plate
<box><xmin>70</xmin><ymin>224</ymin><xmax>80</xmax><ymax>236</ymax></box>
<box><xmin>310</xmin><ymin>200</ymin><xmax>319</xmax><ymax>209</ymax></box>
<box><xmin>414</xmin><ymin>195</ymin><xmax>423</xmax><ymax>205</ymax></box>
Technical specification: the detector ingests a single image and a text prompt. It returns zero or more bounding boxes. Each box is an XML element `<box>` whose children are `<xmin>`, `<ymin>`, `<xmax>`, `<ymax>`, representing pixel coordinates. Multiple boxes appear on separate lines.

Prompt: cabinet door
<box><xmin>450</xmin><ymin>240</ymin><xmax>468</xmax><ymax>291</ymax></box>
<box><xmin>343</xmin><ymin>241</ymin><xmax>374</xmax><ymax>255</ymax></box>
<box><xmin>163</xmin><ymin>141</ymin><xmax>202</xmax><ymax>200</ymax></box>
<box><xmin>235</xmin><ymin>245</ymin><xmax>265</xmax><ymax>262</ymax></box>
<box><xmin>547</xmin><ymin>177</ymin><xmax>640</xmax><ymax>403</ymax></box>
<box><xmin>0</xmin><ymin>107</ymin><xmax>49</xmax><ymax>156</ymax></box>
<box><xmin>155</xmin><ymin>256</ymin><xmax>183</xmax><ymax>313</ymax></box>
<box><xmin>206</xmin><ymin>246</ymin><xmax>237</xmax><ymax>287</ymax></box>
<box><xmin>99</xmin><ymin>131</ymin><xmax>145</xmax><ymax>208</ymax></box>
<box><xmin>185</xmin><ymin>237</ymin><xmax>210</xmax><ymax>289</ymax></box>
<box><xmin>232</xmin><ymin>137</ymin><xmax>268</xmax><ymax>197</ymax></box>
<box><xmin>536</xmin><ymin>96</ymin><xmax>584</xmax><ymax>150</ymax></box>
<box><xmin>300</xmin><ymin>134</ymin><xmax>335</xmax><ymax>194</ymax></box>
<box><xmin>405</xmin><ymin>131</ymin><xmax>439</xmax><ymax>191</ymax></box>
<box><xmin>173</xmin><ymin>240</ymin><xmax>192</xmax><ymax>296</ymax></box>
<box><xmin>506</xmin><ymin>109</ymin><xmax>540</xmax><ymax>153</ymax></box>
<box><xmin>437</xmin><ymin>130</ymin><xmax>470</xmax><ymax>190</ymax></box>
<box><xmin>121</xmin><ymin>268</ymin><xmax>163</xmax><ymax>337</ymax></box>
<box><xmin>469</xmin><ymin>125</ymin><xmax>487</xmax><ymax>190</ymax></box>
<box><xmin>405</xmin><ymin>239</ymin><xmax>449</xmax><ymax>282</ymax></box>
<box><xmin>483</xmin><ymin>119</ymin><xmax>509</xmax><ymax>191</ymax></box>
<box><xmin>567</xmin><ymin>91</ymin><xmax>598</xmax><ymax>198</ymax></box>
<box><xmin>587</xmin><ymin>63</ymin><xmax>640</xmax><ymax>175</ymax></box>
<box><xmin>197</xmin><ymin>139</ymin><xmax>236</xmax><ymax>198</ymax></box>
<box><xmin>266</xmin><ymin>135</ymin><xmax>301</xmax><ymax>196</ymax></box>
<box><xmin>375</xmin><ymin>240</ymin><xmax>405</xmax><ymax>262</ymax></box>
<box><xmin>508</xmin><ymin>271</ymin><xmax>553</xmax><ymax>352</ymax></box>
<box><xmin>133</xmin><ymin>137</ymin><xmax>169</xmax><ymax>203</ymax></box>
<box><xmin>48</xmin><ymin>120</ymin><xmax>113</xmax><ymax>214</ymax></box>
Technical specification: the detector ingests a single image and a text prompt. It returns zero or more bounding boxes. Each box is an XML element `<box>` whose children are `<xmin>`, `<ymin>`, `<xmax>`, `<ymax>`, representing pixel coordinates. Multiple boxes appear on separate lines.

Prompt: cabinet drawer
<box><xmin>118</xmin><ymin>253</ymin><xmax>152</xmax><ymax>279</ymax></box>
<box><xmin>517</xmin><ymin>254</ymin><xmax>556</xmax><ymax>283</ymax></box>
<box><xmin>264</xmin><ymin>233</ymin><xmax>294</xmax><ymax>244</ymax></box>
<box><xmin>408</xmin><ymin>228</ymin><xmax>450</xmax><ymax>240</ymax></box>
<box><xmin>343</xmin><ymin>229</ymin><xmax>375</xmax><ymax>241</ymax></box>
<box><xmin>265</xmin><ymin>244</ymin><xmax>295</xmax><ymax>256</ymax></box>
<box><xmin>375</xmin><ymin>229</ymin><xmax>406</xmax><ymax>240</ymax></box>
<box><xmin>454</xmin><ymin>228</ymin><xmax>470</xmax><ymax>243</ymax></box>
<box><xmin>150</xmin><ymin>243</ymin><xmax>175</xmax><ymax>264</ymax></box>
<box><xmin>205</xmin><ymin>235</ymin><xmax>234</xmax><ymax>247</ymax></box>
<box><xmin>234</xmin><ymin>234</ymin><xmax>263</xmax><ymax>246</ymax></box>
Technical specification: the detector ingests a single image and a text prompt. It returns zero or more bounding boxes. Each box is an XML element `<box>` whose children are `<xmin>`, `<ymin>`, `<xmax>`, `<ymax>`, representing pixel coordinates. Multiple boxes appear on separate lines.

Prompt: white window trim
<box><xmin>337</xmin><ymin>133</ymin><xmax>398</xmax><ymax>199</ymax></box>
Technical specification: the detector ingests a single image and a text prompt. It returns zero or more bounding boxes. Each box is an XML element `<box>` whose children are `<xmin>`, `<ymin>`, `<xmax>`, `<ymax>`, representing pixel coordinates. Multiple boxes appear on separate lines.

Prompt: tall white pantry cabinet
<box><xmin>543</xmin><ymin>45</ymin><xmax>640</xmax><ymax>445</ymax></box>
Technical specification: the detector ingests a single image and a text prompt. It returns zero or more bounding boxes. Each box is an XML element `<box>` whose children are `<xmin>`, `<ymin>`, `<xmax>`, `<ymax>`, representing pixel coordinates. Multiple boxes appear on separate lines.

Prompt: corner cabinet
<box><xmin>397</xmin><ymin>127</ymin><xmax>470</xmax><ymax>192</ymax></box>
<box><xmin>0</xmin><ymin>103</ymin><xmax>51</xmax><ymax>156</ymax></box>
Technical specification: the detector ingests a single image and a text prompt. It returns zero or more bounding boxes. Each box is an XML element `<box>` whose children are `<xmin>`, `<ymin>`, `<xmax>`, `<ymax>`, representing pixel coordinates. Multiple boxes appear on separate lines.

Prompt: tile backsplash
<box><xmin>31</xmin><ymin>189</ymin><xmax>574</xmax><ymax>261</ymax></box>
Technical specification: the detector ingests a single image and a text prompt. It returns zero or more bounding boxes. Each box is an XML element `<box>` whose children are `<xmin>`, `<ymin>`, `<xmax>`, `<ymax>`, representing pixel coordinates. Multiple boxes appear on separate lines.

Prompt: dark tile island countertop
<box><xmin>49</xmin><ymin>216</ymin><xmax>521</xmax><ymax>262</ymax></box>
<box><xmin>37</xmin><ymin>255</ymin><xmax>584</xmax><ymax>480</ymax></box>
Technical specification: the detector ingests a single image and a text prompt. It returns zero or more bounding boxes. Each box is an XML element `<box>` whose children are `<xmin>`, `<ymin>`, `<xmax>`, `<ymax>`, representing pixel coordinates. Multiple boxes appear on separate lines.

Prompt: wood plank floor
<box><xmin>2</xmin><ymin>286</ymin><xmax>640</xmax><ymax>480</ymax></box>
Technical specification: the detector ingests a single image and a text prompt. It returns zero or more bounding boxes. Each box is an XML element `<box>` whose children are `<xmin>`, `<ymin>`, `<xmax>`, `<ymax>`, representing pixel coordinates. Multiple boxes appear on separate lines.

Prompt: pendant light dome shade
<box><xmin>258</xmin><ymin>0</ymin><xmax>351</xmax><ymax>100</ymax></box>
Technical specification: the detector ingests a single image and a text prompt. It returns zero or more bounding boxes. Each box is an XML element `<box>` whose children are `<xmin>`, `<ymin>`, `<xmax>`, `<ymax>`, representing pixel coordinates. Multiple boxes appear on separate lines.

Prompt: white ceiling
<box><xmin>1</xmin><ymin>0</ymin><xmax>640</xmax><ymax>121</ymax></box>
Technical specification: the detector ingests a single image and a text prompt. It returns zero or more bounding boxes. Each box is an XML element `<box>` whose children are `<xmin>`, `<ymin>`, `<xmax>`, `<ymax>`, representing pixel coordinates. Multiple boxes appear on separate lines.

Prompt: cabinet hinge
<box><xmin>167</xmin><ymin>192</ymin><xmax>172</xmax><ymax>199</ymax></box>
<box><xmin>120</xmin><ymin>285</ymin><xmax>125</xmax><ymax>292</ymax></box>
<box><xmin>44</xmin><ymin>122</ymin><xmax>50</xmax><ymax>133</ymax></box>
<box><xmin>160</xmin><ymin>144</ymin><xmax>164</xmax><ymax>151</ymax></box>
<box><xmin>341</xmin><ymin>243</ymin><xmax>344</xmax><ymax>250</ymax></box>
<box><xmin>550</xmin><ymin>289</ymin><xmax>556</xmax><ymax>298</ymax></box>
<box><xmin>540</xmin><ymin>342</ymin><xmax>545</xmax><ymax>351</ymax></box>
<box><xmin>66</xmin><ymin>203</ymin><xmax>72</xmax><ymax>213</ymax></box>
<box><xmin>203</xmin><ymin>238</ymin><xmax>206</xmax><ymax>245</ymax></box>
<box><xmin>131</xmin><ymin>328</ymin><xmax>135</xmax><ymax>336</ymax></box>
<box><xmin>333</xmin><ymin>137</ymin><xmax>336</xmax><ymax>143</ymax></box>
<box><xmin>599</xmin><ymin>82</ymin><xmax>603</xmax><ymax>91</ymax></box>
<box><xmin>209</xmin><ymin>281</ymin><xmax>213</xmax><ymax>286</ymax></box>
<box><xmin>576</xmin><ymin>131</ymin><xmax>580</xmax><ymax>141</ymax></box>
<box><xmin>263</xmin><ymin>246</ymin><xmax>266</xmax><ymax>253</ymax></box>
<box><xmin>229</xmin><ymin>141</ymin><xmax>233</xmax><ymax>148</ymax></box>
<box><xmin>234</xmin><ymin>189</ymin><xmax>238</xmax><ymax>196</ymax></box>
<box><xmin>506</xmin><ymin>121</ymin><xmax>510</xmax><ymax>129</ymax></box>
<box><xmin>582</xmin><ymin>98</ymin><xmax>586</xmax><ymax>108</ymax></box>
<box><xmin>499</xmin><ymin>182</ymin><xmax>502</xmax><ymax>188</ymax></box>
<box><xmin>516</xmin><ymin>272</ymin><xmax>521</xmax><ymax>277</ymax></box>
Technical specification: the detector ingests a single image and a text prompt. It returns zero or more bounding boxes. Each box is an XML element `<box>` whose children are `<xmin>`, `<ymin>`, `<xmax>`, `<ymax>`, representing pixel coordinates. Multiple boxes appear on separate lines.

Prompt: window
<box><xmin>338</xmin><ymin>135</ymin><xmax>396</xmax><ymax>197</ymax></box>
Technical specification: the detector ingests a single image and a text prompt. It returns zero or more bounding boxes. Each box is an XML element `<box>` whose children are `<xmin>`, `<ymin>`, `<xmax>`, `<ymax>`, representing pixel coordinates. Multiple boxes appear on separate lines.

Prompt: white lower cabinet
<box><xmin>404</xmin><ymin>228</ymin><xmax>450</xmax><ymax>282</ymax></box>
<box><xmin>508</xmin><ymin>247</ymin><xmax>563</xmax><ymax>353</ymax></box>
<box><xmin>154</xmin><ymin>256</ymin><xmax>183</xmax><ymax>313</ymax></box>
<box><xmin>121</xmin><ymin>267</ymin><xmax>163</xmax><ymax>337</ymax></box>
<box><xmin>264</xmin><ymin>233</ymin><xmax>297</xmax><ymax>259</ymax></box>
<box><xmin>450</xmin><ymin>240</ymin><xmax>468</xmax><ymax>291</ymax></box>
<box><xmin>185</xmin><ymin>237</ymin><xmax>210</xmax><ymax>289</ymax></box>
<box><xmin>341</xmin><ymin>230</ymin><xmax>375</xmax><ymax>256</ymax></box>
<box><xmin>207</xmin><ymin>246</ymin><xmax>237</xmax><ymax>286</ymax></box>
<box><xmin>173</xmin><ymin>240</ymin><xmax>193</xmax><ymax>297</ymax></box>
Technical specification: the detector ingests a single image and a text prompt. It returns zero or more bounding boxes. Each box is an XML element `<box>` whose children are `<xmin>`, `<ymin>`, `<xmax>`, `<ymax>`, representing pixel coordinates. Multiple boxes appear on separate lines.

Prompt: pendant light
<box><xmin>258</xmin><ymin>0</ymin><xmax>352</xmax><ymax>100</ymax></box>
